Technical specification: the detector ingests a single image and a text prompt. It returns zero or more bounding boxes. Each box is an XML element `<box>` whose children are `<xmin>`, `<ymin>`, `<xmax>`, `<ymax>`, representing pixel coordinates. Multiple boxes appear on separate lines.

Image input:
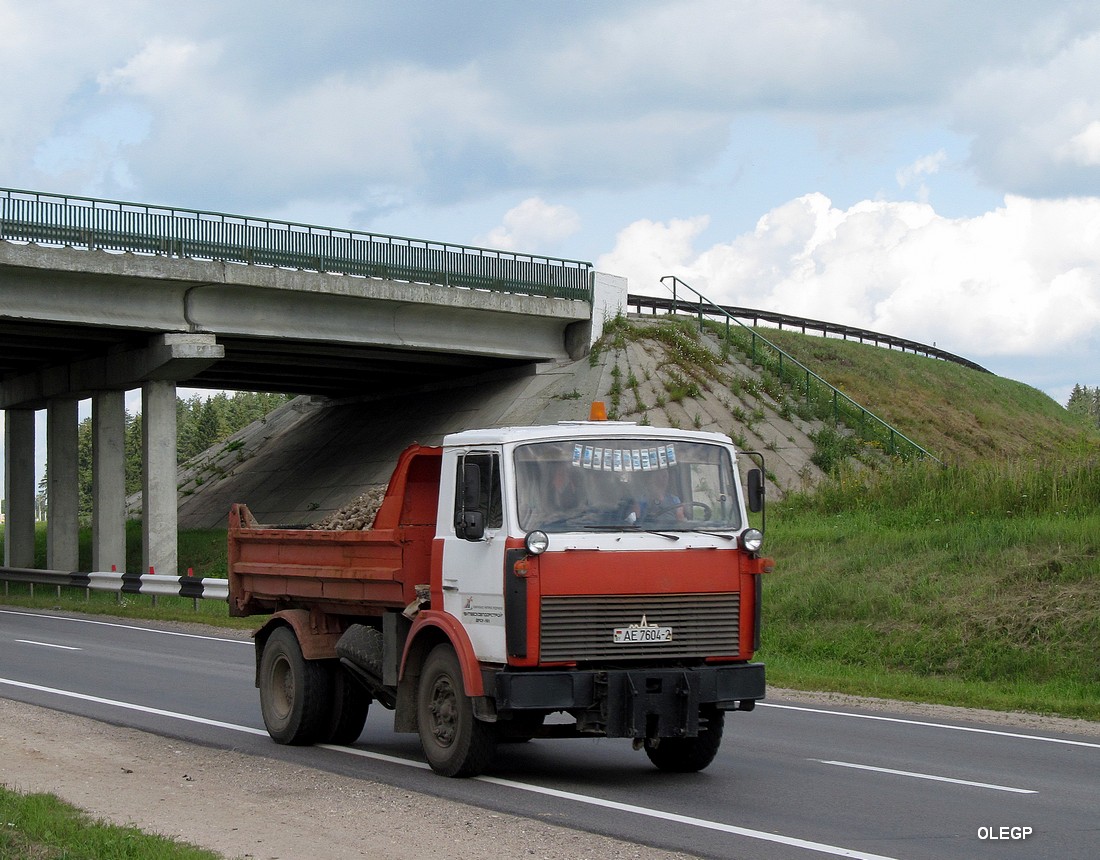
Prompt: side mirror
<box><xmin>747</xmin><ymin>468</ymin><xmax>765</xmax><ymax>514</ymax></box>
<box><xmin>458</xmin><ymin>510</ymin><xmax>486</xmax><ymax>541</ymax></box>
<box><xmin>457</xmin><ymin>462</ymin><xmax>486</xmax><ymax>541</ymax></box>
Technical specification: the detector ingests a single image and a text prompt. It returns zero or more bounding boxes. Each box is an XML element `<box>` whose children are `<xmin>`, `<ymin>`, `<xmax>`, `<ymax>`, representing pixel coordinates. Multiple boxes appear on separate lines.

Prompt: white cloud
<box><xmin>599</xmin><ymin>194</ymin><xmax>1100</xmax><ymax>363</ymax></box>
<box><xmin>596</xmin><ymin>215</ymin><xmax>711</xmax><ymax>291</ymax></box>
<box><xmin>1058</xmin><ymin>120</ymin><xmax>1100</xmax><ymax>166</ymax></box>
<box><xmin>896</xmin><ymin>149</ymin><xmax>947</xmax><ymax>200</ymax></box>
<box><xmin>97</xmin><ymin>37</ymin><xmax>211</xmax><ymax>97</ymax></box>
<box><xmin>479</xmin><ymin>198</ymin><xmax>581</xmax><ymax>253</ymax></box>
<box><xmin>7</xmin><ymin>2</ymin><xmax>1100</xmax><ymax>214</ymax></box>
<box><xmin>952</xmin><ymin>29</ymin><xmax>1100</xmax><ymax>195</ymax></box>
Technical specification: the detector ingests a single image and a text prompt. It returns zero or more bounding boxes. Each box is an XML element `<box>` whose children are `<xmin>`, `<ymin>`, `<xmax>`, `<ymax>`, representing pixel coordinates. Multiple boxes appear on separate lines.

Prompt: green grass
<box><xmin>763</xmin><ymin>456</ymin><xmax>1100</xmax><ymax>720</ymax></box>
<box><xmin>0</xmin><ymin>785</ymin><xmax>221</xmax><ymax>859</ymax></box>
<box><xmin>0</xmin><ymin>519</ymin><xmax>229</xmax><ymax>578</ymax></box>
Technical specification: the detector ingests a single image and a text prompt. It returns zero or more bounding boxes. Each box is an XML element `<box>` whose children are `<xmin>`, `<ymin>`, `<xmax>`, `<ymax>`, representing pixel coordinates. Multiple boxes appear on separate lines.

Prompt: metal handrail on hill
<box><xmin>0</xmin><ymin>187</ymin><xmax>593</xmax><ymax>302</ymax></box>
<box><xmin>628</xmin><ymin>293</ymin><xmax>990</xmax><ymax>374</ymax></box>
<box><xmin>656</xmin><ymin>276</ymin><xmax>942</xmax><ymax>464</ymax></box>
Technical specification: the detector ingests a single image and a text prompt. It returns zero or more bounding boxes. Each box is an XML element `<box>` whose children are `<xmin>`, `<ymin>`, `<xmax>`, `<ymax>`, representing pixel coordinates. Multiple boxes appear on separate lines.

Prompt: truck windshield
<box><xmin>515</xmin><ymin>439</ymin><xmax>743</xmax><ymax>533</ymax></box>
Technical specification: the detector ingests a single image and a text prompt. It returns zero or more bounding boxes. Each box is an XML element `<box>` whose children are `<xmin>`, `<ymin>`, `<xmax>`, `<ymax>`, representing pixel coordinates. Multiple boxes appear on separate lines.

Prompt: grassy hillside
<box><xmin>758</xmin><ymin>327</ymin><xmax>1098</xmax><ymax>463</ymax></box>
<box><xmin>730</xmin><ymin>326</ymin><xmax>1100</xmax><ymax>719</ymax></box>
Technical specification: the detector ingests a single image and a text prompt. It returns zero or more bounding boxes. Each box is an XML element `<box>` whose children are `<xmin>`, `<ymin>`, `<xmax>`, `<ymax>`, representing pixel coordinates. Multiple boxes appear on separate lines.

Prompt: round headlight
<box><xmin>525</xmin><ymin>530</ymin><xmax>549</xmax><ymax>555</ymax></box>
<box><xmin>740</xmin><ymin>528</ymin><xmax>764</xmax><ymax>553</ymax></box>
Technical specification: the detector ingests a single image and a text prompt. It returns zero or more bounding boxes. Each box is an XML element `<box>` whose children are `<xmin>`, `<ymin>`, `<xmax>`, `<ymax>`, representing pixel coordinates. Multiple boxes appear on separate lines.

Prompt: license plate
<box><xmin>613</xmin><ymin>626</ymin><xmax>673</xmax><ymax>643</ymax></box>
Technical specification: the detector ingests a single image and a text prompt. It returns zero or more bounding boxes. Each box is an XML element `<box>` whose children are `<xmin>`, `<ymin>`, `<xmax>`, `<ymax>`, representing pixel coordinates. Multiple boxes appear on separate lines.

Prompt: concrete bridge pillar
<box><xmin>92</xmin><ymin>390</ymin><xmax>127</xmax><ymax>573</ymax></box>
<box><xmin>3</xmin><ymin>408</ymin><xmax>36</xmax><ymax>568</ymax></box>
<box><xmin>46</xmin><ymin>398</ymin><xmax>80</xmax><ymax>572</ymax></box>
<box><xmin>142</xmin><ymin>380</ymin><xmax>178</xmax><ymax>577</ymax></box>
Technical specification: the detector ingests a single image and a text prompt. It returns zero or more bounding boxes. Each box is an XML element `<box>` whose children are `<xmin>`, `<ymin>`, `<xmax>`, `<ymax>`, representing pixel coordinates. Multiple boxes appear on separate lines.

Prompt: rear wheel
<box><xmin>643</xmin><ymin>709</ymin><xmax>725</xmax><ymax>772</ymax></box>
<box><xmin>258</xmin><ymin>626</ymin><xmax>332</xmax><ymax>745</ymax></box>
<box><xmin>324</xmin><ymin>662</ymin><xmax>371</xmax><ymax>745</ymax></box>
<box><xmin>417</xmin><ymin>644</ymin><xmax>496</xmax><ymax>777</ymax></box>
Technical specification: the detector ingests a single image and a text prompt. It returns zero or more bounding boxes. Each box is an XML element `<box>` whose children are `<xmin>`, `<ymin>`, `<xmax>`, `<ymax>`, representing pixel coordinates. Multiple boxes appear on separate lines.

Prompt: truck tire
<box><xmin>643</xmin><ymin>709</ymin><xmax>725</xmax><ymax>772</ymax></box>
<box><xmin>259</xmin><ymin>626</ymin><xmax>332</xmax><ymax>745</ymax></box>
<box><xmin>417</xmin><ymin>644</ymin><xmax>496</xmax><ymax>777</ymax></box>
<box><xmin>325</xmin><ymin>662</ymin><xmax>370</xmax><ymax>745</ymax></box>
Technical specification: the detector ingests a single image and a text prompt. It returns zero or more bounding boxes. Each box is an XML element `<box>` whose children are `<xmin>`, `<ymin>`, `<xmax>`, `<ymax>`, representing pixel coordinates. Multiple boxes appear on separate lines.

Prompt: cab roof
<box><xmin>443</xmin><ymin>421</ymin><xmax>735</xmax><ymax>449</ymax></box>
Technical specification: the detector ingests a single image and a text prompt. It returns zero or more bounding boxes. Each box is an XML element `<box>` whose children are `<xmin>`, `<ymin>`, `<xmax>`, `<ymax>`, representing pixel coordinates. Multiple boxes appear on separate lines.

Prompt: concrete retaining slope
<box><xmin>175</xmin><ymin>318</ymin><xmax>826</xmax><ymax>529</ymax></box>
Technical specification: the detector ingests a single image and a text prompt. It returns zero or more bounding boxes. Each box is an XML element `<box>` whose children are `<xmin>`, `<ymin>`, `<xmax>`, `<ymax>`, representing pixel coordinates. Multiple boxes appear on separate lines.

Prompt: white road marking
<box><xmin>470</xmin><ymin>773</ymin><xmax>904</xmax><ymax>860</ymax></box>
<box><xmin>761</xmin><ymin>702</ymin><xmax>1100</xmax><ymax>749</ymax></box>
<box><xmin>1</xmin><ymin>676</ymin><xmax>902</xmax><ymax>860</ymax></box>
<box><xmin>328</xmin><ymin>743</ymin><xmax>903</xmax><ymax>859</ymax></box>
<box><xmin>0</xmin><ymin>677</ymin><xmax>268</xmax><ymax>736</ymax></box>
<box><xmin>14</xmin><ymin>640</ymin><xmax>81</xmax><ymax>651</ymax></box>
<box><xmin>0</xmin><ymin>608</ymin><xmax>250</xmax><ymax>645</ymax></box>
<box><xmin>815</xmin><ymin>759</ymin><xmax>1037</xmax><ymax>794</ymax></box>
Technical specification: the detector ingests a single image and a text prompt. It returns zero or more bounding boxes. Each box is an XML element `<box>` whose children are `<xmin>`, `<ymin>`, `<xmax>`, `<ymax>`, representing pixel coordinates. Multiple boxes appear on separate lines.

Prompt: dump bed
<box><xmin>227</xmin><ymin>445</ymin><xmax>442</xmax><ymax>618</ymax></box>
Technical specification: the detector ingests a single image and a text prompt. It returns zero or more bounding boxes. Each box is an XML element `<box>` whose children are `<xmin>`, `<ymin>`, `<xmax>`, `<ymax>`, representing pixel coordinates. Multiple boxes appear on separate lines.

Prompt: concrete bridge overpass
<box><xmin>1</xmin><ymin>187</ymin><xmax>626</xmax><ymax>578</ymax></box>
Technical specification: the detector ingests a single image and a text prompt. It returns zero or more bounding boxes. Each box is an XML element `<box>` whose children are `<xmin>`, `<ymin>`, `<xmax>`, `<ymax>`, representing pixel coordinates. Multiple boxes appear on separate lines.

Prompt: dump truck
<box><xmin>228</xmin><ymin>409</ymin><xmax>773</xmax><ymax>777</ymax></box>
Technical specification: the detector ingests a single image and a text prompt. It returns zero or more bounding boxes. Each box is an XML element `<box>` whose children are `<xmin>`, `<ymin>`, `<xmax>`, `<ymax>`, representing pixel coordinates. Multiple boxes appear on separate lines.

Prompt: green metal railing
<box><xmin>660</xmin><ymin>276</ymin><xmax>941</xmax><ymax>464</ymax></box>
<box><xmin>0</xmin><ymin>187</ymin><xmax>593</xmax><ymax>302</ymax></box>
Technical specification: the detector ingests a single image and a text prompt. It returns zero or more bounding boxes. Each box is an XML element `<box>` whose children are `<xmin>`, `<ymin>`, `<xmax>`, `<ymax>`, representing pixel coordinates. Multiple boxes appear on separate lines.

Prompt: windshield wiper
<box><xmin>691</xmin><ymin>529</ymin><xmax>735</xmax><ymax>540</ymax></box>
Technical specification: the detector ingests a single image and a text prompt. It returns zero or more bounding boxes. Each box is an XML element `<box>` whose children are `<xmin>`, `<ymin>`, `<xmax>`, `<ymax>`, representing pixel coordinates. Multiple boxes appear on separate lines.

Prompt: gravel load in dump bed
<box><xmin>311</xmin><ymin>485</ymin><xmax>387</xmax><ymax>530</ymax></box>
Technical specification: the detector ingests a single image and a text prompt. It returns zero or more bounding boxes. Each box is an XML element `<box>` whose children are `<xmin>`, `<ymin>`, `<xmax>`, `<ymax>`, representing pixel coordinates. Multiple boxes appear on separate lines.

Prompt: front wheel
<box><xmin>417</xmin><ymin>644</ymin><xmax>496</xmax><ymax>777</ymax></box>
<box><xmin>643</xmin><ymin>709</ymin><xmax>725</xmax><ymax>772</ymax></box>
<box><xmin>258</xmin><ymin>626</ymin><xmax>332</xmax><ymax>745</ymax></box>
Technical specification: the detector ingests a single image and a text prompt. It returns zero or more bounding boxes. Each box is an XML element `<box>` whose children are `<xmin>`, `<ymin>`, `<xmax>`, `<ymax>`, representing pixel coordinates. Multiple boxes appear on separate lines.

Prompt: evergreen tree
<box><xmin>63</xmin><ymin>391</ymin><xmax>291</xmax><ymax>520</ymax></box>
<box><xmin>1066</xmin><ymin>384</ymin><xmax>1100</xmax><ymax>428</ymax></box>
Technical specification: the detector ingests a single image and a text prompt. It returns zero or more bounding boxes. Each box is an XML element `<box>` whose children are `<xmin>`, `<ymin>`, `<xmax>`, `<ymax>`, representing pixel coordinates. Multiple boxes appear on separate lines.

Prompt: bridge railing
<box><xmin>655</xmin><ymin>276</ymin><xmax>942</xmax><ymax>464</ymax></box>
<box><xmin>0</xmin><ymin>187</ymin><xmax>593</xmax><ymax>302</ymax></box>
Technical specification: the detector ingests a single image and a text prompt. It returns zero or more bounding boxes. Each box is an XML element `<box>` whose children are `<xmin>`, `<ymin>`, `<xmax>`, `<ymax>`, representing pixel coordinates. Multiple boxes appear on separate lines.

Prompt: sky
<box><xmin>3</xmin><ymin>0</ymin><xmax>1100</xmax><ymax>432</ymax></box>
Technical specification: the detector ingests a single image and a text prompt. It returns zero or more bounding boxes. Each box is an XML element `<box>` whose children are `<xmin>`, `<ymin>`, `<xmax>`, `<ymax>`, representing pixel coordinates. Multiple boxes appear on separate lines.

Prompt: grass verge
<box><xmin>0</xmin><ymin>785</ymin><xmax>221</xmax><ymax>860</ymax></box>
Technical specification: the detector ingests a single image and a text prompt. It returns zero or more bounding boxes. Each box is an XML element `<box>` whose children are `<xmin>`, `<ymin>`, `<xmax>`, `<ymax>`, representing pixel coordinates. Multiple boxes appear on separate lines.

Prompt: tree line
<box><xmin>1066</xmin><ymin>384</ymin><xmax>1100</xmax><ymax>428</ymax></box>
<box><xmin>42</xmin><ymin>391</ymin><xmax>292</xmax><ymax>520</ymax></box>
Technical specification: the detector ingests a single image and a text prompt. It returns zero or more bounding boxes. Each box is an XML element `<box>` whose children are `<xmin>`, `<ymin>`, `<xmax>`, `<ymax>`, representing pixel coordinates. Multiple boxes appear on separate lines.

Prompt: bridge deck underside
<box><xmin>0</xmin><ymin>318</ymin><xmax>528</xmax><ymax>400</ymax></box>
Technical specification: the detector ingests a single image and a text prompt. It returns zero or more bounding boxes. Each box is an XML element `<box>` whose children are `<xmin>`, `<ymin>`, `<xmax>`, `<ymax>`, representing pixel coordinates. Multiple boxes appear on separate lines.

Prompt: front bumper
<box><xmin>493</xmin><ymin>662</ymin><xmax>764</xmax><ymax>739</ymax></box>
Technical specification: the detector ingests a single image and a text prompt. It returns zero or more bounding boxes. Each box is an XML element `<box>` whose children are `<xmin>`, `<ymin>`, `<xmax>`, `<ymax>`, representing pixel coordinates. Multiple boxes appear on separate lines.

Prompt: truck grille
<box><xmin>539</xmin><ymin>593</ymin><xmax>740</xmax><ymax>662</ymax></box>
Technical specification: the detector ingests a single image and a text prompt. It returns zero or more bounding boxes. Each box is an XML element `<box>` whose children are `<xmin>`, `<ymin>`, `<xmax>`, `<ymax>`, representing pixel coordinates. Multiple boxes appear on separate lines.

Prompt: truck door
<box><xmin>443</xmin><ymin>450</ymin><xmax>508</xmax><ymax>663</ymax></box>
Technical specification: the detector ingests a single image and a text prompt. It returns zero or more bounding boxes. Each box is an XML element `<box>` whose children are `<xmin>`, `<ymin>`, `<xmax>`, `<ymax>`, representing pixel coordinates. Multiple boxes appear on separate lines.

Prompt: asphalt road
<box><xmin>1</xmin><ymin>607</ymin><xmax>1096</xmax><ymax>860</ymax></box>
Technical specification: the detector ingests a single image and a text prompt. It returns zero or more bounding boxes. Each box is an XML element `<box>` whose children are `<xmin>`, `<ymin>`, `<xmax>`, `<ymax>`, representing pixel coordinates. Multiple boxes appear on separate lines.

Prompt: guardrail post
<box><xmin>188</xmin><ymin>567</ymin><xmax>198</xmax><ymax>611</ymax></box>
